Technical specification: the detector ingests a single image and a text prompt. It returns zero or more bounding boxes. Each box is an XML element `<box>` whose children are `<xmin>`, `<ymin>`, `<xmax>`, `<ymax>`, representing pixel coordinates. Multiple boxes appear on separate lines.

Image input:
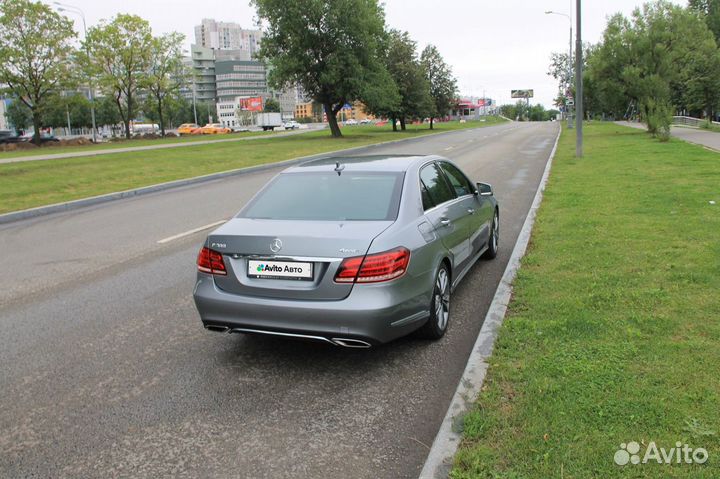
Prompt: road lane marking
<box><xmin>444</xmin><ymin>146</ymin><xmax>454</xmax><ymax>151</ymax></box>
<box><xmin>157</xmin><ymin>220</ymin><xmax>227</xmax><ymax>244</ymax></box>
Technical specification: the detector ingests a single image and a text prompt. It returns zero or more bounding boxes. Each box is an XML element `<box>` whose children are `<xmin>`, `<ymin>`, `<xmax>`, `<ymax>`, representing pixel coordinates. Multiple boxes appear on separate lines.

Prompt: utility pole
<box><xmin>575</xmin><ymin>0</ymin><xmax>583</xmax><ymax>157</ymax></box>
<box><xmin>55</xmin><ymin>3</ymin><xmax>97</xmax><ymax>143</ymax></box>
<box><xmin>66</xmin><ymin>103</ymin><xmax>71</xmax><ymax>134</ymax></box>
<box><xmin>568</xmin><ymin>24</ymin><xmax>573</xmax><ymax>129</ymax></box>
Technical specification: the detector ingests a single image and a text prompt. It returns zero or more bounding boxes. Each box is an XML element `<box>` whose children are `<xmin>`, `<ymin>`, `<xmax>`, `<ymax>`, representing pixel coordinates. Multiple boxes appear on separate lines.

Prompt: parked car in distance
<box><xmin>283</xmin><ymin>120</ymin><xmax>300</xmax><ymax>130</ymax></box>
<box><xmin>0</xmin><ymin>130</ymin><xmax>22</xmax><ymax>144</ymax></box>
<box><xmin>200</xmin><ymin>123</ymin><xmax>231</xmax><ymax>135</ymax></box>
<box><xmin>194</xmin><ymin>155</ymin><xmax>499</xmax><ymax>348</ymax></box>
<box><xmin>344</xmin><ymin>119</ymin><xmax>358</xmax><ymax>126</ymax></box>
<box><xmin>359</xmin><ymin>118</ymin><xmax>373</xmax><ymax>124</ymax></box>
<box><xmin>18</xmin><ymin>132</ymin><xmax>60</xmax><ymax>143</ymax></box>
<box><xmin>177</xmin><ymin>123</ymin><xmax>200</xmax><ymax>135</ymax></box>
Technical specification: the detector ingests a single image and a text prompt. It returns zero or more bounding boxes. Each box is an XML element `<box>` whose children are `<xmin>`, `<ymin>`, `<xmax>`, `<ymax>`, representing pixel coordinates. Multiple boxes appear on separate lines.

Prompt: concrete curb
<box><xmin>418</xmin><ymin>124</ymin><xmax>562</xmax><ymax>479</ymax></box>
<box><xmin>0</xmin><ymin>125</ymin><xmax>501</xmax><ymax>225</ymax></box>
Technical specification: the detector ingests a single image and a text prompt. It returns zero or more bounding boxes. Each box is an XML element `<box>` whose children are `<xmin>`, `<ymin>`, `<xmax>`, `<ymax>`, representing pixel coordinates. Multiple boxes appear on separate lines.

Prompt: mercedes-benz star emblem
<box><xmin>270</xmin><ymin>238</ymin><xmax>283</xmax><ymax>253</ymax></box>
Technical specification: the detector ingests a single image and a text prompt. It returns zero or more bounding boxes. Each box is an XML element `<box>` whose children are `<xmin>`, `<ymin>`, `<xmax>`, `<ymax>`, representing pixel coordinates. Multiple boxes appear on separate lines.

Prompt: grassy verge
<box><xmin>0</xmin><ymin>118</ymin><xmax>505</xmax><ymax>214</ymax></box>
<box><xmin>0</xmin><ymin>129</ymin><xmax>279</xmax><ymax>159</ymax></box>
<box><xmin>452</xmin><ymin>122</ymin><xmax>720</xmax><ymax>478</ymax></box>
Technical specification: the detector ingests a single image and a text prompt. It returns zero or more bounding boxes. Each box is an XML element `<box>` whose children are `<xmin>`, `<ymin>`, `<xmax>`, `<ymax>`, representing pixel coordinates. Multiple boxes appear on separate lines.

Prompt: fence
<box><xmin>672</xmin><ymin>116</ymin><xmax>720</xmax><ymax>128</ymax></box>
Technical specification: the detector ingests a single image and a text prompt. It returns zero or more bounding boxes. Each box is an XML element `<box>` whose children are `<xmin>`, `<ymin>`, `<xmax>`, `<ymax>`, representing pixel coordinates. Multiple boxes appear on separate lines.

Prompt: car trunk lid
<box><xmin>208</xmin><ymin>218</ymin><xmax>392</xmax><ymax>300</ymax></box>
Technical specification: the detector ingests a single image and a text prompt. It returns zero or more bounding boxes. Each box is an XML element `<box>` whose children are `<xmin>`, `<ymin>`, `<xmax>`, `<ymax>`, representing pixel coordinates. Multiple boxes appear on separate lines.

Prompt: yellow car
<box><xmin>177</xmin><ymin>123</ymin><xmax>200</xmax><ymax>135</ymax></box>
<box><xmin>199</xmin><ymin>123</ymin><xmax>231</xmax><ymax>135</ymax></box>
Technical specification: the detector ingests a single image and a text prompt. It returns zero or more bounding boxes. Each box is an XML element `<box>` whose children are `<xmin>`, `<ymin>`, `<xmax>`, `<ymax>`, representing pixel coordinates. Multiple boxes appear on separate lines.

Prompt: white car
<box><xmin>344</xmin><ymin>119</ymin><xmax>358</xmax><ymax>126</ymax></box>
<box><xmin>283</xmin><ymin>120</ymin><xmax>300</xmax><ymax>130</ymax></box>
<box><xmin>359</xmin><ymin>118</ymin><xmax>373</xmax><ymax>124</ymax></box>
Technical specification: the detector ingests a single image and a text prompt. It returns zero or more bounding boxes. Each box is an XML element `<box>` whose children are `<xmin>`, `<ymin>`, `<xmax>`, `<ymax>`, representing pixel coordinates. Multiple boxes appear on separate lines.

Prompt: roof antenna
<box><xmin>334</xmin><ymin>161</ymin><xmax>345</xmax><ymax>176</ymax></box>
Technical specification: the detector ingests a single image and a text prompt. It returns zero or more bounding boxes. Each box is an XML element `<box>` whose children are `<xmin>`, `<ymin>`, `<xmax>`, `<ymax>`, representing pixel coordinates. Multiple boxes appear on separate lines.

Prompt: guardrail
<box><xmin>672</xmin><ymin>116</ymin><xmax>720</xmax><ymax>128</ymax></box>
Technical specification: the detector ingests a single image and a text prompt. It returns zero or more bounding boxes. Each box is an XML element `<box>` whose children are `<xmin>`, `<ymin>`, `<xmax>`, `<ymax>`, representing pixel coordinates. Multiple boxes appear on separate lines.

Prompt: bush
<box><xmin>643</xmin><ymin>98</ymin><xmax>671</xmax><ymax>142</ymax></box>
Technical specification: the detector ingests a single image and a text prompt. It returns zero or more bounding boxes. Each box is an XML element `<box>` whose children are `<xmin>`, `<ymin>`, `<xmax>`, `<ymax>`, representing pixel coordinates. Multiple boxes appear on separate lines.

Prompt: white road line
<box><xmin>157</xmin><ymin>220</ymin><xmax>227</xmax><ymax>244</ymax></box>
<box><xmin>444</xmin><ymin>146</ymin><xmax>454</xmax><ymax>151</ymax></box>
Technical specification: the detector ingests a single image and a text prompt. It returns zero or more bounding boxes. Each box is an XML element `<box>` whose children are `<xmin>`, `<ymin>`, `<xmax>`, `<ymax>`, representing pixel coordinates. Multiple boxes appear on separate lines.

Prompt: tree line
<box><xmin>548</xmin><ymin>0</ymin><xmax>720</xmax><ymax>140</ymax></box>
<box><xmin>0</xmin><ymin>0</ymin><xmax>189</xmax><ymax>144</ymax></box>
<box><xmin>1</xmin><ymin>0</ymin><xmax>460</xmax><ymax>143</ymax></box>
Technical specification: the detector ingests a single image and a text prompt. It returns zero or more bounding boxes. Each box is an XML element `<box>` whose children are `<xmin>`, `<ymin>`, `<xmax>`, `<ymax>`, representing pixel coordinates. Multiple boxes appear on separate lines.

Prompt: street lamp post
<box><xmin>545</xmin><ymin>10</ymin><xmax>573</xmax><ymax>129</ymax></box>
<box><xmin>575</xmin><ymin>0</ymin><xmax>583</xmax><ymax>157</ymax></box>
<box><xmin>55</xmin><ymin>2</ymin><xmax>97</xmax><ymax>143</ymax></box>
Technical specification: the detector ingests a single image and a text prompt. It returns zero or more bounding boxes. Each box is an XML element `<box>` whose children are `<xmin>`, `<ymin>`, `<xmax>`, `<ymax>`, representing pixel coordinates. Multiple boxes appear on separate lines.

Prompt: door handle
<box><xmin>467</xmin><ymin>208</ymin><xmax>475</xmax><ymax>215</ymax></box>
<box><xmin>440</xmin><ymin>218</ymin><xmax>451</xmax><ymax>227</ymax></box>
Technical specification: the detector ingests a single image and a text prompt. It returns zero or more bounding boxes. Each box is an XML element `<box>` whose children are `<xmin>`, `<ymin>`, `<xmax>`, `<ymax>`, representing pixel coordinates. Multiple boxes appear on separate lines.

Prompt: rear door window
<box><xmin>439</xmin><ymin>162</ymin><xmax>474</xmax><ymax>197</ymax></box>
<box><xmin>420</xmin><ymin>163</ymin><xmax>455</xmax><ymax>208</ymax></box>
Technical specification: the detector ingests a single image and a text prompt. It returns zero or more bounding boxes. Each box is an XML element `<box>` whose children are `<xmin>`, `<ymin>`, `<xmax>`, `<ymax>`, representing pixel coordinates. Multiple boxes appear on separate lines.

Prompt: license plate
<box><xmin>247</xmin><ymin>259</ymin><xmax>313</xmax><ymax>281</ymax></box>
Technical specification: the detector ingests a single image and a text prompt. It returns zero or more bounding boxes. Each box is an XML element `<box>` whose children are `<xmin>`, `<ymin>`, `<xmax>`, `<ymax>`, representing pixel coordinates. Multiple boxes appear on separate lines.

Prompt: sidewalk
<box><xmin>0</xmin><ymin>127</ymin><xmax>321</xmax><ymax>165</ymax></box>
<box><xmin>616</xmin><ymin>120</ymin><xmax>720</xmax><ymax>151</ymax></box>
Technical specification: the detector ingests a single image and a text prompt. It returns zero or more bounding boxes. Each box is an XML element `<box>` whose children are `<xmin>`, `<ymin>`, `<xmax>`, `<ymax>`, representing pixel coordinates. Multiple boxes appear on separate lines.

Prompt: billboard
<box><xmin>238</xmin><ymin>96</ymin><xmax>264</xmax><ymax>112</ymax></box>
<box><xmin>511</xmin><ymin>89</ymin><xmax>534</xmax><ymax>99</ymax></box>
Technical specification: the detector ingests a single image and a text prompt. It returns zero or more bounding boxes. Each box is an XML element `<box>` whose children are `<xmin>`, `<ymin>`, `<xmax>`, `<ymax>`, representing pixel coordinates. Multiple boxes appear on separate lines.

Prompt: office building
<box><xmin>194</xmin><ymin>18</ymin><xmax>262</xmax><ymax>57</ymax></box>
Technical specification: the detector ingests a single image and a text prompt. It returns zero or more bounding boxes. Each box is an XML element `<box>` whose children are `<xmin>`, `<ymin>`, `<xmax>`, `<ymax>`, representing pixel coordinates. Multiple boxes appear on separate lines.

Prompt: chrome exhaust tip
<box><xmin>204</xmin><ymin>324</ymin><xmax>230</xmax><ymax>333</ymax></box>
<box><xmin>331</xmin><ymin>338</ymin><xmax>372</xmax><ymax>348</ymax></box>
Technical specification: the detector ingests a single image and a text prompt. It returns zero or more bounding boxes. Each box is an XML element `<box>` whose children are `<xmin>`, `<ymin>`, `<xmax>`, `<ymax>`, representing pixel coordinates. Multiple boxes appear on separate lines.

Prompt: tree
<box><xmin>5</xmin><ymin>98</ymin><xmax>32</xmax><ymax>131</ymax></box>
<box><xmin>142</xmin><ymin>92</ymin><xmax>193</xmax><ymax>129</ymax></box>
<box><xmin>689</xmin><ymin>0</ymin><xmax>720</xmax><ymax>43</ymax></box>
<box><xmin>83</xmin><ymin>14</ymin><xmax>153</xmax><ymax>139</ymax></box>
<box><xmin>252</xmin><ymin>0</ymin><xmax>396</xmax><ymax>137</ymax></box>
<box><xmin>584</xmin><ymin>1</ymin><xmax>718</xmax><ymax>134</ymax></box>
<box><xmin>43</xmin><ymin>93</ymin><xmax>92</xmax><ymax>129</ymax></box>
<box><xmin>0</xmin><ymin>0</ymin><xmax>77</xmax><ymax>144</ymax></box>
<box><xmin>263</xmin><ymin>98</ymin><xmax>281</xmax><ymax>112</ymax></box>
<box><xmin>145</xmin><ymin>32</ymin><xmax>187</xmax><ymax>136</ymax></box>
<box><xmin>683</xmin><ymin>37</ymin><xmax>720</xmax><ymax>120</ymax></box>
<box><xmin>421</xmin><ymin>45</ymin><xmax>458</xmax><ymax>130</ymax></box>
<box><xmin>499</xmin><ymin>102</ymin><xmax>530</xmax><ymax>121</ymax></box>
<box><xmin>96</xmin><ymin>94</ymin><xmax>122</xmax><ymax>129</ymax></box>
<box><xmin>381</xmin><ymin>30</ymin><xmax>431</xmax><ymax>131</ymax></box>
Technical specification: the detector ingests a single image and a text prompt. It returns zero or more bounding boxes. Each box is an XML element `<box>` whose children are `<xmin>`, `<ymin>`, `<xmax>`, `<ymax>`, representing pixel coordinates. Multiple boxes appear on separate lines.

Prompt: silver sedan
<box><xmin>193</xmin><ymin>155</ymin><xmax>499</xmax><ymax>348</ymax></box>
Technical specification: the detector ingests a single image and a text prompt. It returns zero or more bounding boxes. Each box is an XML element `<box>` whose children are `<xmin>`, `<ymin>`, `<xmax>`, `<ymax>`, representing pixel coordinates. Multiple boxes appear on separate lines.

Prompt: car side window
<box><xmin>440</xmin><ymin>162</ymin><xmax>474</xmax><ymax>197</ymax></box>
<box><xmin>420</xmin><ymin>163</ymin><xmax>456</xmax><ymax>208</ymax></box>
<box><xmin>420</xmin><ymin>182</ymin><xmax>435</xmax><ymax>210</ymax></box>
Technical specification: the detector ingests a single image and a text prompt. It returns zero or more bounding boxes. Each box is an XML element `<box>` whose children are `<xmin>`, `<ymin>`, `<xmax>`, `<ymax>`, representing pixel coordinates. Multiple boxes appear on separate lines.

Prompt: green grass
<box><xmin>452</xmin><ymin>122</ymin><xmax>720</xmax><ymax>478</ymax></box>
<box><xmin>0</xmin><ymin>118</ymin><xmax>505</xmax><ymax>214</ymax></box>
<box><xmin>699</xmin><ymin>122</ymin><xmax>720</xmax><ymax>133</ymax></box>
<box><xmin>0</xmin><ymin>128</ymin><xmax>278</xmax><ymax>159</ymax></box>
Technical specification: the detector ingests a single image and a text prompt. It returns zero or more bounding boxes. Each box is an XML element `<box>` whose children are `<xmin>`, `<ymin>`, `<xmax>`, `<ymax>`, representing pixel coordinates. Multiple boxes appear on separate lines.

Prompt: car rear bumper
<box><xmin>192</xmin><ymin>273</ymin><xmax>431</xmax><ymax>345</ymax></box>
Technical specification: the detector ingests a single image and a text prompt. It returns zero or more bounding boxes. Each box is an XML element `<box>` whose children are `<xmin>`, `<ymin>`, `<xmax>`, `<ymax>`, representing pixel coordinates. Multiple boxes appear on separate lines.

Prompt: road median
<box><xmin>0</xmin><ymin>119</ymin><xmax>506</xmax><ymax>222</ymax></box>
<box><xmin>450</xmin><ymin>122</ymin><xmax>720</xmax><ymax>478</ymax></box>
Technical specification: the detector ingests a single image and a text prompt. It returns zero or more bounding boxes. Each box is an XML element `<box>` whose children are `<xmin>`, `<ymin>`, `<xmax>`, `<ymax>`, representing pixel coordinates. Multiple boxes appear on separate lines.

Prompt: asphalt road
<box><xmin>0</xmin><ymin>120</ymin><xmax>559</xmax><ymax>478</ymax></box>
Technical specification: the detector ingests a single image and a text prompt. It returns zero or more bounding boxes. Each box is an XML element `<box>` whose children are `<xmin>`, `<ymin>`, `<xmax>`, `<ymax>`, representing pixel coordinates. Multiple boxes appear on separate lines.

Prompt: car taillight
<box><xmin>197</xmin><ymin>246</ymin><xmax>227</xmax><ymax>275</ymax></box>
<box><xmin>334</xmin><ymin>247</ymin><xmax>410</xmax><ymax>284</ymax></box>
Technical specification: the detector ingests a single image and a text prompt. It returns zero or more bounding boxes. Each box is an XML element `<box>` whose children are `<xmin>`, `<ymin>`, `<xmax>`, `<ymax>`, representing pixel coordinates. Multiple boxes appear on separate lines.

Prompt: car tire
<box><xmin>483</xmin><ymin>209</ymin><xmax>499</xmax><ymax>259</ymax></box>
<box><xmin>417</xmin><ymin>263</ymin><xmax>451</xmax><ymax>340</ymax></box>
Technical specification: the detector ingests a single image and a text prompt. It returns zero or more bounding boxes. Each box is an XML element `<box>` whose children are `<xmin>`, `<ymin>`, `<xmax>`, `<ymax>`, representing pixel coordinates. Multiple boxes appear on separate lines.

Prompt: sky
<box><xmin>45</xmin><ymin>0</ymin><xmax>688</xmax><ymax>108</ymax></box>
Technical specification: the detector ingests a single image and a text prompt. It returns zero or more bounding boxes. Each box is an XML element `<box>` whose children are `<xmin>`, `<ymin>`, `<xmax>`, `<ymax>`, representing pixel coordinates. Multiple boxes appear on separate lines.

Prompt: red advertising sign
<box><xmin>239</xmin><ymin>96</ymin><xmax>263</xmax><ymax>112</ymax></box>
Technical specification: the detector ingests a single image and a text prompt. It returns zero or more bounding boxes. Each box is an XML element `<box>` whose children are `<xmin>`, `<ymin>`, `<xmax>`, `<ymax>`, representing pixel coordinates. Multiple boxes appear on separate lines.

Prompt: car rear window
<box><xmin>240</xmin><ymin>171</ymin><xmax>404</xmax><ymax>221</ymax></box>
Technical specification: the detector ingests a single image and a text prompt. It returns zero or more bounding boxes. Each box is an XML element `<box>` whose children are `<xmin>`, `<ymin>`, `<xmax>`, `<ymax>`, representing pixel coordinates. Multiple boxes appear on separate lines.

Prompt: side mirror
<box><xmin>476</xmin><ymin>182</ymin><xmax>493</xmax><ymax>196</ymax></box>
